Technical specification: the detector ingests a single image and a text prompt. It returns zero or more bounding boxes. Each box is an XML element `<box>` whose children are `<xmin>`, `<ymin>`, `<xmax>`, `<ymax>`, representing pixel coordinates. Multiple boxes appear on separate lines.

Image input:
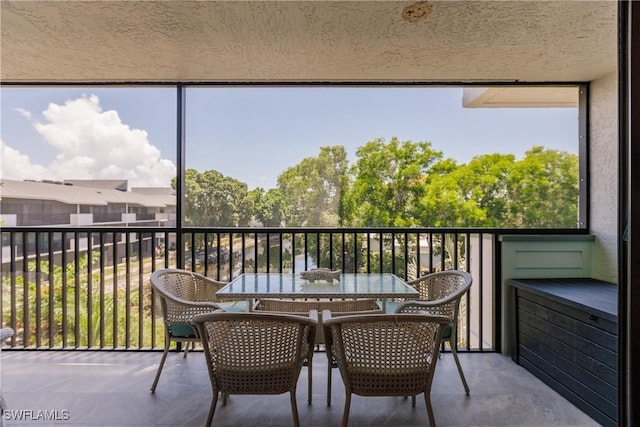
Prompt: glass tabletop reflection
<box><xmin>216</xmin><ymin>273</ymin><xmax>419</xmax><ymax>299</ymax></box>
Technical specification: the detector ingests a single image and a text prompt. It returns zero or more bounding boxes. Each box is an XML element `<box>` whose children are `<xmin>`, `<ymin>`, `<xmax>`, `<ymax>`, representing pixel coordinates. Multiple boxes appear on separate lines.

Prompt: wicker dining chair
<box><xmin>323</xmin><ymin>311</ymin><xmax>450</xmax><ymax>427</ymax></box>
<box><xmin>192</xmin><ymin>311</ymin><xmax>317</xmax><ymax>427</ymax></box>
<box><xmin>150</xmin><ymin>268</ymin><xmax>223</xmax><ymax>392</ymax></box>
<box><xmin>253</xmin><ymin>298</ymin><xmax>383</xmax><ymax>405</ymax></box>
<box><xmin>395</xmin><ymin>270</ymin><xmax>473</xmax><ymax>394</ymax></box>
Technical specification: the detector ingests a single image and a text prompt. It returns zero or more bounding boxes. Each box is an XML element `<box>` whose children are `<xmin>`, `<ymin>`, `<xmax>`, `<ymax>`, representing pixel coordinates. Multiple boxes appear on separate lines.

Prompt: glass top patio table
<box><xmin>216</xmin><ymin>273</ymin><xmax>419</xmax><ymax>309</ymax></box>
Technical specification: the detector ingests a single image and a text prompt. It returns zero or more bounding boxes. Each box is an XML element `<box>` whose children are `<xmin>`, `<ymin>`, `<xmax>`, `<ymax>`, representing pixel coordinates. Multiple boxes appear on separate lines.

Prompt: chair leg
<box><xmin>183</xmin><ymin>341</ymin><xmax>190</xmax><ymax>358</ymax></box>
<box><xmin>341</xmin><ymin>391</ymin><xmax>352</xmax><ymax>427</ymax></box>
<box><xmin>411</xmin><ymin>395</ymin><xmax>416</xmax><ymax>407</ymax></box>
<box><xmin>327</xmin><ymin>360</ymin><xmax>332</xmax><ymax>406</ymax></box>
<box><xmin>206</xmin><ymin>387</ymin><xmax>219</xmax><ymax>427</ymax></box>
<box><xmin>290</xmin><ymin>390</ymin><xmax>301</xmax><ymax>427</ymax></box>
<box><xmin>424</xmin><ymin>392</ymin><xmax>437</xmax><ymax>427</ymax></box>
<box><xmin>150</xmin><ymin>338</ymin><xmax>170</xmax><ymax>392</ymax></box>
<box><xmin>307</xmin><ymin>358</ymin><xmax>313</xmax><ymax>405</ymax></box>
<box><xmin>449</xmin><ymin>335</ymin><xmax>470</xmax><ymax>394</ymax></box>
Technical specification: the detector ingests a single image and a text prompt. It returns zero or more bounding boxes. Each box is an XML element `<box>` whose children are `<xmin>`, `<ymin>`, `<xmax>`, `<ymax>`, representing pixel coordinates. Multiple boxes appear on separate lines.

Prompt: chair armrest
<box><xmin>306</xmin><ymin>310</ymin><xmax>319</xmax><ymax>349</ymax></box>
<box><xmin>322</xmin><ymin>310</ymin><xmax>333</xmax><ymax>347</ymax></box>
<box><xmin>169</xmin><ymin>294</ymin><xmax>221</xmax><ymax>311</ymax></box>
<box><xmin>395</xmin><ymin>299</ymin><xmax>456</xmax><ymax>320</ymax></box>
<box><xmin>166</xmin><ymin>299</ymin><xmax>221</xmax><ymax>324</ymax></box>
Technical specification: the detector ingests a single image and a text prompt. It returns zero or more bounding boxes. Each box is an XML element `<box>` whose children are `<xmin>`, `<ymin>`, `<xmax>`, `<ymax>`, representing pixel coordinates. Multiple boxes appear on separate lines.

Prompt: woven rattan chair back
<box><xmin>149</xmin><ymin>268</ymin><xmax>222</xmax><ymax>393</ymax></box>
<box><xmin>152</xmin><ymin>269</ymin><xmax>226</xmax><ymax>324</ymax></box>
<box><xmin>192</xmin><ymin>311</ymin><xmax>317</xmax><ymax>427</ymax></box>
<box><xmin>395</xmin><ymin>270</ymin><xmax>473</xmax><ymax>394</ymax></box>
<box><xmin>253</xmin><ymin>298</ymin><xmax>383</xmax><ymax>405</ymax></box>
<box><xmin>253</xmin><ymin>298</ymin><xmax>382</xmax><ymax>344</ymax></box>
<box><xmin>324</xmin><ymin>312</ymin><xmax>449</xmax><ymax>427</ymax></box>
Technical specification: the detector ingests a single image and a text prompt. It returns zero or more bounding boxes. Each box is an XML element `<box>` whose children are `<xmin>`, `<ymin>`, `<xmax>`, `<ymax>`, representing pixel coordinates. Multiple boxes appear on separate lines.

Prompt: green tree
<box><xmin>247</xmin><ymin>187</ymin><xmax>290</xmax><ymax>227</ymax></box>
<box><xmin>344</xmin><ymin>137</ymin><xmax>443</xmax><ymax>227</ymax></box>
<box><xmin>418</xmin><ymin>148</ymin><xmax>578</xmax><ymax>228</ymax></box>
<box><xmin>419</xmin><ymin>154</ymin><xmax>515</xmax><ymax>227</ymax></box>
<box><xmin>277</xmin><ymin>146</ymin><xmax>349</xmax><ymax>226</ymax></box>
<box><xmin>180</xmin><ymin>169</ymin><xmax>251</xmax><ymax>226</ymax></box>
<box><xmin>506</xmin><ymin>146</ymin><xmax>579</xmax><ymax>228</ymax></box>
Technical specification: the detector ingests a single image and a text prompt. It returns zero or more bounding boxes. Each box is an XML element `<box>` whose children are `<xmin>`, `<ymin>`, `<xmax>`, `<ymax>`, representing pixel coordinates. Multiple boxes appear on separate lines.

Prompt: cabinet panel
<box><xmin>509</xmin><ymin>278</ymin><xmax>618</xmax><ymax>427</ymax></box>
<box><xmin>518</xmin><ymin>303</ymin><xmax>617</xmax><ymax>368</ymax></box>
<box><xmin>518</xmin><ymin>288</ymin><xmax>617</xmax><ymax>336</ymax></box>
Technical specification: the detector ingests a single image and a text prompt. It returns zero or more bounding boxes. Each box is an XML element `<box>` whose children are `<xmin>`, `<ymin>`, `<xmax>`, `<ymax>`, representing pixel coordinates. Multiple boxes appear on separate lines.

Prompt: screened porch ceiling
<box><xmin>1</xmin><ymin>0</ymin><xmax>617</xmax><ymax>91</ymax></box>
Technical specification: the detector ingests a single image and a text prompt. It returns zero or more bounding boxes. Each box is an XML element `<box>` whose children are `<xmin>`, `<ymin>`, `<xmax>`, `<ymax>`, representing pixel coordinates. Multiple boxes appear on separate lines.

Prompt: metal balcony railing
<box><xmin>0</xmin><ymin>226</ymin><xmax>578</xmax><ymax>352</ymax></box>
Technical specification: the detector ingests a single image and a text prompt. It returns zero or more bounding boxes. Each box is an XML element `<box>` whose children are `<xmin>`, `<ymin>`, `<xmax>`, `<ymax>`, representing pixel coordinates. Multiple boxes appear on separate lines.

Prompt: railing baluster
<box><xmin>378</xmin><ymin>232</ymin><xmax>383</xmax><ymax>273</ymax></box>
<box><xmin>49</xmin><ymin>232</ymin><xmax>56</xmax><ymax>348</ymax></box>
<box><xmin>475</xmin><ymin>232</ymin><xmax>481</xmax><ymax>352</ymax></box>
<box><xmin>138</xmin><ymin>232</ymin><xmax>144</xmax><ymax>349</ymax></box>
<box><xmin>99</xmin><ymin>232</ymin><xmax>106</xmax><ymax>349</ymax></box>
<box><xmin>252</xmin><ymin>232</ymin><xmax>258</xmax><ymax>273</ymax></box>
<box><xmin>304</xmin><ymin>233</ymin><xmax>308</xmax><ymax>271</ymax></box>
<box><xmin>74</xmin><ymin>232</ymin><xmax>81</xmax><ymax>348</ymax></box>
<box><xmin>87</xmin><ymin>232</ymin><xmax>94</xmax><ymax>349</ymax></box>
<box><xmin>22</xmin><ymin>232</ymin><xmax>29</xmax><ymax>348</ymax></box>
<box><xmin>328</xmin><ymin>233</ymin><xmax>334</xmax><ymax>270</ymax></box>
<box><xmin>391</xmin><ymin>231</ymin><xmax>396</xmax><ymax>276</ymax></box>
<box><xmin>150</xmin><ymin>232</ymin><xmax>157</xmax><ymax>350</ymax></box>
<box><xmin>61</xmin><ymin>231</ymin><xmax>68</xmax><ymax>348</ymax></box>
<box><xmin>241</xmin><ymin>232</ymin><xmax>247</xmax><ymax>275</ymax></box>
<box><xmin>35</xmin><ymin>232</ymin><xmax>42</xmax><ymax>348</ymax></box>
<box><xmin>124</xmin><ymin>232</ymin><xmax>131</xmax><ymax>349</ymax></box>
<box><xmin>230</xmin><ymin>232</ymin><xmax>236</xmax><ymax>280</ymax></box>
<box><xmin>10</xmin><ymin>232</ymin><xmax>16</xmax><ymax>347</ymax></box>
<box><xmin>291</xmin><ymin>233</ymin><xmax>297</xmax><ymax>274</ymax></box>
<box><xmin>215</xmin><ymin>233</ymin><xmax>221</xmax><ymax>279</ymax></box>
<box><xmin>350</xmin><ymin>232</ymin><xmax>355</xmax><ymax>274</ymax></box>
<box><xmin>112</xmin><ymin>232</ymin><xmax>118</xmax><ymax>349</ymax></box>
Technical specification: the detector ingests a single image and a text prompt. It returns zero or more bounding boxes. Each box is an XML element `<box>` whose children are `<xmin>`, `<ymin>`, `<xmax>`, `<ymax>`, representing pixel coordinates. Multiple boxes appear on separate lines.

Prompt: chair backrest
<box><xmin>192</xmin><ymin>312</ymin><xmax>317</xmax><ymax>394</ymax></box>
<box><xmin>150</xmin><ymin>268</ymin><xmax>222</xmax><ymax>331</ymax></box>
<box><xmin>396</xmin><ymin>270</ymin><xmax>472</xmax><ymax>320</ymax></box>
<box><xmin>323</xmin><ymin>312</ymin><xmax>449</xmax><ymax>396</ymax></box>
<box><xmin>253</xmin><ymin>298</ymin><xmax>382</xmax><ymax>344</ymax></box>
<box><xmin>151</xmin><ymin>268</ymin><xmax>226</xmax><ymax>302</ymax></box>
<box><xmin>254</xmin><ymin>298</ymin><xmax>381</xmax><ymax>314</ymax></box>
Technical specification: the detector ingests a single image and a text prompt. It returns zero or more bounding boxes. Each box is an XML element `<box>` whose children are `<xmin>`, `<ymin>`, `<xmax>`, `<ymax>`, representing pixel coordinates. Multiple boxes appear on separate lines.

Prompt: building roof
<box><xmin>0</xmin><ymin>179</ymin><xmax>176</xmax><ymax>208</ymax></box>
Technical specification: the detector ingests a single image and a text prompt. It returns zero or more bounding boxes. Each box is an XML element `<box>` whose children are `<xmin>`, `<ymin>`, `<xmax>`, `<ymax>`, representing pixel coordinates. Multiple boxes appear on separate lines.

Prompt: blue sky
<box><xmin>1</xmin><ymin>86</ymin><xmax>578</xmax><ymax>189</ymax></box>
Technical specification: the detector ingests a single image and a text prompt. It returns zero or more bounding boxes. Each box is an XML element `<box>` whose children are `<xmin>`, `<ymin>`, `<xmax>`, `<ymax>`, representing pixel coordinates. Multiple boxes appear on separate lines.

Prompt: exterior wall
<box><xmin>2</xmin><ymin>198</ymin><xmax>76</xmax><ymax>226</ymax></box>
<box><xmin>590</xmin><ymin>71</ymin><xmax>619</xmax><ymax>283</ymax></box>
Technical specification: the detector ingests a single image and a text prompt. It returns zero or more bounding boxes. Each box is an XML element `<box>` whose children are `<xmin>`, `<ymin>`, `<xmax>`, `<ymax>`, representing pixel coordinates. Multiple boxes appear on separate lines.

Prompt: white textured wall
<box><xmin>589</xmin><ymin>71</ymin><xmax>619</xmax><ymax>283</ymax></box>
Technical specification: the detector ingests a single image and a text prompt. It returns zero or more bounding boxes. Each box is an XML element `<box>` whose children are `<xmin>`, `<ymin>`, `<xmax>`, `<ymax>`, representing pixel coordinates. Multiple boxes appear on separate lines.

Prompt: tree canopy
<box><xmin>181</xmin><ymin>139</ymin><xmax>579</xmax><ymax>229</ymax></box>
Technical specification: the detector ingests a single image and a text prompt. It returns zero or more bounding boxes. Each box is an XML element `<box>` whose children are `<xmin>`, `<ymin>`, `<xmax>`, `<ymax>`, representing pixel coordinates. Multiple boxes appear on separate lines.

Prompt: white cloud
<box><xmin>1</xmin><ymin>95</ymin><xmax>176</xmax><ymax>187</ymax></box>
<box><xmin>0</xmin><ymin>139</ymin><xmax>48</xmax><ymax>180</ymax></box>
<box><xmin>15</xmin><ymin>107</ymin><xmax>32</xmax><ymax>120</ymax></box>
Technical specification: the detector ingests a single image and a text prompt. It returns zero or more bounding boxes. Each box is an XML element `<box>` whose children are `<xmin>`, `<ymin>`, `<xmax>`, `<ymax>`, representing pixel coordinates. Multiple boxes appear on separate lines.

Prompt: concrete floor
<box><xmin>0</xmin><ymin>349</ymin><xmax>600</xmax><ymax>427</ymax></box>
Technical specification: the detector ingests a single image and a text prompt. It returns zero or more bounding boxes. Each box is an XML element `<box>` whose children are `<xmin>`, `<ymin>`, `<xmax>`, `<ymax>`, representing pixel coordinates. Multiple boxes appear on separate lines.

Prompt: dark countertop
<box><xmin>508</xmin><ymin>277</ymin><xmax>617</xmax><ymax>322</ymax></box>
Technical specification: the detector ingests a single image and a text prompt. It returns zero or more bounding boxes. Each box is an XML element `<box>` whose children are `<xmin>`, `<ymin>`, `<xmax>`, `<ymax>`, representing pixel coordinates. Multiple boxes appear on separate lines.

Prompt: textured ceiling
<box><xmin>0</xmin><ymin>0</ymin><xmax>618</xmax><ymax>83</ymax></box>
